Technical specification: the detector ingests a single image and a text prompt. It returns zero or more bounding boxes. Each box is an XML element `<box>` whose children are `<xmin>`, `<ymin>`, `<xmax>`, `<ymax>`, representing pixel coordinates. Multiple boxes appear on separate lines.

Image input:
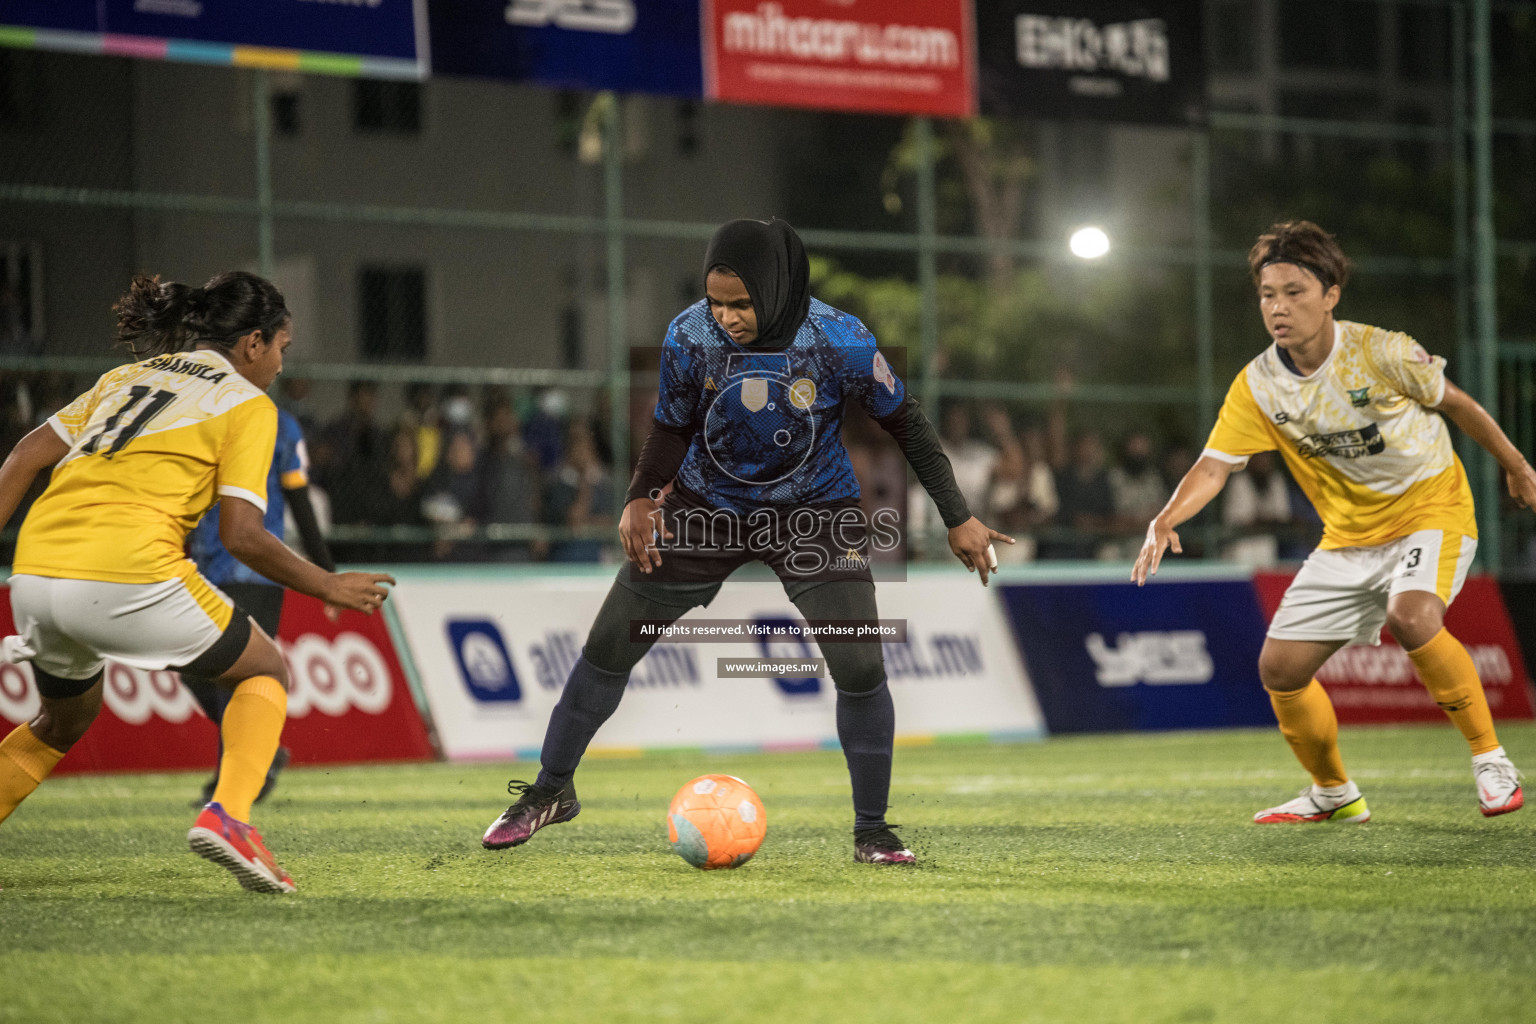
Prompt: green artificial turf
<box><xmin>3</xmin><ymin>725</ymin><xmax>1535</xmax><ymax>1023</ymax></box>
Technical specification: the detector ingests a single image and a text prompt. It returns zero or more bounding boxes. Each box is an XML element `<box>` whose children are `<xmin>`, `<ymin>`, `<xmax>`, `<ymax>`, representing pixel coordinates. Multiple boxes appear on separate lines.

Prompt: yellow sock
<box><xmin>1407</xmin><ymin>628</ymin><xmax>1499</xmax><ymax>755</ymax></box>
<box><xmin>0</xmin><ymin>724</ymin><xmax>66</xmax><ymax>825</ymax></box>
<box><xmin>210</xmin><ymin>676</ymin><xmax>287</xmax><ymax>823</ymax></box>
<box><xmin>1267</xmin><ymin>680</ymin><xmax>1349</xmax><ymax>788</ymax></box>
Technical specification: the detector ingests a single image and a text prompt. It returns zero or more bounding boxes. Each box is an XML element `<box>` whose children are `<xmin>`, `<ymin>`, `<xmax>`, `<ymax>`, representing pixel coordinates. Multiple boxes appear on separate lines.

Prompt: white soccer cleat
<box><xmin>1254</xmin><ymin>781</ymin><xmax>1370</xmax><ymax>824</ymax></box>
<box><xmin>1473</xmin><ymin>749</ymin><xmax>1524</xmax><ymax>818</ymax></box>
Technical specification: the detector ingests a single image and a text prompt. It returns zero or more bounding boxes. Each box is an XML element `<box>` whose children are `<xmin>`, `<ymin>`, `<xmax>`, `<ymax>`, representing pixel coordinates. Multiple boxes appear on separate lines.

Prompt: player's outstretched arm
<box><xmin>1132</xmin><ymin>456</ymin><xmax>1235</xmax><ymax>586</ymax></box>
<box><xmin>947</xmin><ymin>516</ymin><xmax>1015</xmax><ymax>588</ymax></box>
<box><xmin>1436</xmin><ymin>382</ymin><xmax>1536</xmax><ymax>509</ymax></box>
<box><xmin>0</xmin><ymin>424</ymin><xmax>68</xmax><ymax>527</ymax></box>
<box><xmin>220</xmin><ymin>496</ymin><xmax>394</xmax><ymax>613</ymax></box>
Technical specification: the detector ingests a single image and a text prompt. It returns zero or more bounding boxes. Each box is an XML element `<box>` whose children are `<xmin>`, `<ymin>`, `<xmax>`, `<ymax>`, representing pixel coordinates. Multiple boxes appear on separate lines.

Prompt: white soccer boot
<box><xmin>1254</xmin><ymin>780</ymin><xmax>1370</xmax><ymax>824</ymax></box>
<box><xmin>1473</xmin><ymin>748</ymin><xmax>1524</xmax><ymax>818</ymax></box>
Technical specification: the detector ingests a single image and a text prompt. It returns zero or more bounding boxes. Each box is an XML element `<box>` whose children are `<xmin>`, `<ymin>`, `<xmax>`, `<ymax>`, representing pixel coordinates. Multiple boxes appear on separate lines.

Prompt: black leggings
<box><xmin>582</xmin><ymin>577</ymin><xmax>886</xmax><ymax>694</ymax></box>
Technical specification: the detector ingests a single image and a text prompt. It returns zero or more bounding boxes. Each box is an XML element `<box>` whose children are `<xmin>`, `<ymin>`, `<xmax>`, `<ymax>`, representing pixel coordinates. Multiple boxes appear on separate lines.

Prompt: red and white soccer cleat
<box><xmin>1254</xmin><ymin>782</ymin><xmax>1370</xmax><ymax>824</ymax></box>
<box><xmin>1474</xmin><ymin>750</ymin><xmax>1524</xmax><ymax>818</ymax></box>
<box><xmin>188</xmin><ymin>802</ymin><xmax>296</xmax><ymax>893</ymax></box>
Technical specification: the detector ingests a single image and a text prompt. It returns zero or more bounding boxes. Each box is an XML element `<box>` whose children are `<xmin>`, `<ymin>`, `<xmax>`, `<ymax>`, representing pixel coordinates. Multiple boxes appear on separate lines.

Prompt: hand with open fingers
<box><xmin>326</xmin><ymin>572</ymin><xmax>396</xmax><ymax>614</ymax></box>
<box><xmin>619</xmin><ymin>496</ymin><xmax>672</xmax><ymax>574</ymax></box>
<box><xmin>1132</xmin><ymin>518</ymin><xmax>1181</xmax><ymax>586</ymax></box>
<box><xmin>947</xmin><ymin>516</ymin><xmax>1015</xmax><ymax>588</ymax></box>
<box><xmin>1507</xmin><ymin>462</ymin><xmax>1536</xmax><ymax>510</ymax></box>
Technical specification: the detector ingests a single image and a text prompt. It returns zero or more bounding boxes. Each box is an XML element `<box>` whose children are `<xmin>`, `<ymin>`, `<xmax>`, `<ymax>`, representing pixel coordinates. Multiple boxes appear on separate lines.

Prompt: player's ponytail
<box><xmin>113</xmin><ymin>270</ymin><xmax>289</xmax><ymax>360</ymax></box>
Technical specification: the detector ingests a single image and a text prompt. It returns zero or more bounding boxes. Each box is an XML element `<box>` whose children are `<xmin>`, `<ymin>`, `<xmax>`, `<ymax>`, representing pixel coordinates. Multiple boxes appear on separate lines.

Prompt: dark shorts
<box><xmin>620</xmin><ymin>485</ymin><xmax>874</xmax><ymax>606</ymax></box>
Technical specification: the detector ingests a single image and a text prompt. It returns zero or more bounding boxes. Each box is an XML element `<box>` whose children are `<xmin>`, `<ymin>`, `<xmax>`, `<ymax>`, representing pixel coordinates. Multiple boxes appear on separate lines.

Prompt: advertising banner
<box><xmin>1253</xmin><ymin>572</ymin><xmax>1536</xmax><ymax>724</ymax></box>
<box><xmin>0</xmin><ymin>0</ymin><xmax>426</xmax><ymax>78</ymax></box>
<box><xmin>975</xmin><ymin>1</ymin><xmax>1205</xmax><ymax>124</ymax></box>
<box><xmin>0</xmin><ymin>589</ymin><xmax>434</xmax><ymax>775</ymax></box>
<box><xmin>998</xmin><ymin>576</ymin><xmax>1273</xmax><ymax>734</ymax></box>
<box><xmin>389</xmin><ymin>571</ymin><xmax>1042</xmax><ymax>761</ymax></box>
<box><xmin>704</xmin><ymin>0</ymin><xmax>975</xmax><ymax>118</ymax></box>
<box><xmin>430</xmin><ymin>0</ymin><xmax>703</xmax><ymax>96</ymax></box>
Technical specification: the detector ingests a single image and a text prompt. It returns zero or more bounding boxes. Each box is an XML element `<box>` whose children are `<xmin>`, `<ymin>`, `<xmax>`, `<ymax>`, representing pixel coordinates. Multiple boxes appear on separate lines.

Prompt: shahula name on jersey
<box><xmin>141</xmin><ymin>355</ymin><xmax>229</xmax><ymax>383</ymax></box>
<box><xmin>872</xmin><ymin>351</ymin><xmax>896</xmax><ymax>395</ymax></box>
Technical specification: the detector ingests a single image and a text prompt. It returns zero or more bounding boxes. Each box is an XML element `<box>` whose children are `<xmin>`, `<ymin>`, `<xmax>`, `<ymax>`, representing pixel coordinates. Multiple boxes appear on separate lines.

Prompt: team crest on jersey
<box><xmin>789</xmin><ymin>378</ymin><xmax>816</xmax><ymax>409</ymax></box>
<box><xmin>871</xmin><ymin>351</ymin><xmax>896</xmax><ymax>395</ymax></box>
<box><xmin>740</xmin><ymin>377</ymin><xmax>768</xmax><ymax>412</ymax></box>
<box><xmin>1348</xmin><ymin>386</ymin><xmax>1371</xmax><ymax>407</ymax></box>
<box><xmin>704</xmin><ymin>377</ymin><xmax>717</xmax><ymax>391</ymax></box>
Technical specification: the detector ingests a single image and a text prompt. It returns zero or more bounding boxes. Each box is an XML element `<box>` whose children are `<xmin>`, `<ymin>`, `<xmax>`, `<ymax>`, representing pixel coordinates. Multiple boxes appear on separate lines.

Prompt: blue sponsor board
<box><xmin>429</xmin><ymin>0</ymin><xmax>702</xmax><ymax>96</ymax></box>
<box><xmin>998</xmin><ymin>579</ymin><xmax>1271</xmax><ymax>733</ymax></box>
<box><xmin>447</xmin><ymin>619</ymin><xmax>523</xmax><ymax>703</ymax></box>
<box><xmin>0</xmin><ymin>0</ymin><xmax>422</xmax><ymax>63</ymax></box>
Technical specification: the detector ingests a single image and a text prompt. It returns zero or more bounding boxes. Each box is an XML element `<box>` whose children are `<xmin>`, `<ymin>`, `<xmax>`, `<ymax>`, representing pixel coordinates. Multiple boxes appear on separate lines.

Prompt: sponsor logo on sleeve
<box><xmin>872</xmin><ymin>351</ymin><xmax>896</xmax><ymax>395</ymax></box>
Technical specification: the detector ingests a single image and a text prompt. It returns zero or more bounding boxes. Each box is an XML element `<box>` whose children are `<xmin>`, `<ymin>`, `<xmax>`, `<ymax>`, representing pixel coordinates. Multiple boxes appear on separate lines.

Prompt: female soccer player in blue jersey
<box><xmin>482</xmin><ymin>218</ymin><xmax>1011</xmax><ymax>864</ymax></box>
<box><xmin>183</xmin><ymin>405</ymin><xmax>335</xmax><ymax>805</ymax></box>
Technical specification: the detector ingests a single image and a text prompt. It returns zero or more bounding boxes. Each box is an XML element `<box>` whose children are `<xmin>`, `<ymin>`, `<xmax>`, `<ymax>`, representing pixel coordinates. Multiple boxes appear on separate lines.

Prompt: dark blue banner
<box><xmin>999</xmin><ymin>578</ymin><xmax>1272</xmax><ymax>733</ymax></box>
<box><xmin>0</xmin><ymin>0</ymin><xmax>421</xmax><ymax>62</ymax></box>
<box><xmin>429</xmin><ymin>0</ymin><xmax>702</xmax><ymax>96</ymax></box>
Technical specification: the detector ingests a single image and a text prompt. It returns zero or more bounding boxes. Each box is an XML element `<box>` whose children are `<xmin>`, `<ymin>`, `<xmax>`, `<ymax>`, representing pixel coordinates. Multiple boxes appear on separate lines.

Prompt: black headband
<box><xmin>1260</xmin><ymin>257</ymin><xmax>1334</xmax><ymax>290</ymax></box>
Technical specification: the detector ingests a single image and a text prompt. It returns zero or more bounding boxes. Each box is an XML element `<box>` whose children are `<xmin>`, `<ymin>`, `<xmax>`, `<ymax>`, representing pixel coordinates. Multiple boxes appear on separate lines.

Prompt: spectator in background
<box><xmin>1040</xmin><ymin>431</ymin><xmax>1115</xmax><ymax>559</ymax></box>
<box><xmin>844</xmin><ymin>412</ymin><xmax>908</xmax><ymax>566</ymax></box>
<box><xmin>543</xmin><ymin>420</ymin><xmax>613</xmax><ymax>562</ymax></box>
<box><xmin>477</xmin><ymin>394</ymin><xmax>541</xmax><ymax>562</ymax></box>
<box><xmin>275</xmin><ymin>376</ymin><xmax>318</xmax><ymax>439</ymax></box>
<box><xmin>335</xmin><ymin>427</ymin><xmax>424</xmax><ymax>529</ymax></box>
<box><xmin>524</xmin><ymin>388</ymin><xmax>569</xmax><ymax>471</ymax></box>
<box><xmin>313</xmin><ymin>380</ymin><xmax>383</xmax><ymax>487</ymax></box>
<box><xmin>402</xmin><ymin>382</ymin><xmax>442</xmax><ymax>481</ymax></box>
<box><xmin>1222</xmin><ymin>450</ymin><xmax>1294</xmax><ymax>567</ymax></box>
<box><xmin>422</xmin><ymin>430</ymin><xmax>483</xmax><ymax>562</ymax></box>
<box><xmin>908</xmin><ymin>403</ymin><xmax>997</xmax><ymax>555</ymax></box>
<box><xmin>984</xmin><ymin>409</ymin><xmax>1057</xmax><ymax>563</ymax></box>
<box><xmin>1105</xmin><ymin>431</ymin><xmax>1170</xmax><ymax>558</ymax></box>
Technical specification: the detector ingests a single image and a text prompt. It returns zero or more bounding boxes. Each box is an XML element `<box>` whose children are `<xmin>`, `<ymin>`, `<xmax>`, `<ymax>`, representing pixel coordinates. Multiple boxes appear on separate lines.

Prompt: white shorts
<box><xmin>6</xmin><ymin>572</ymin><xmax>236</xmax><ymax>681</ymax></box>
<box><xmin>1268</xmin><ymin>530</ymin><xmax>1477</xmax><ymax>647</ymax></box>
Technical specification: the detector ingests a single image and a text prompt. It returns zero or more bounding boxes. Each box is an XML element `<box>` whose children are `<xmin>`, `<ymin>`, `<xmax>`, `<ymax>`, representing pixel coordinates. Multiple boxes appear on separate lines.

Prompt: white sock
<box><xmin>1472</xmin><ymin>746</ymin><xmax>1508</xmax><ymax>765</ymax></box>
<box><xmin>1316</xmin><ymin>782</ymin><xmax>1351</xmax><ymax>799</ymax></box>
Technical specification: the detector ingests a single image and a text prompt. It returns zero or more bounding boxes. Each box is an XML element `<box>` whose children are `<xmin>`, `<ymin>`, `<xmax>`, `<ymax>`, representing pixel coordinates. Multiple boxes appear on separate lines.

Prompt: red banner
<box><xmin>1253</xmin><ymin>572</ymin><xmax>1536</xmax><ymax>725</ymax></box>
<box><xmin>704</xmin><ymin>0</ymin><xmax>976</xmax><ymax>118</ymax></box>
<box><xmin>0</xmin><ymin>589</ymin><xmax>435</xmax><ymax>775</ymax></box>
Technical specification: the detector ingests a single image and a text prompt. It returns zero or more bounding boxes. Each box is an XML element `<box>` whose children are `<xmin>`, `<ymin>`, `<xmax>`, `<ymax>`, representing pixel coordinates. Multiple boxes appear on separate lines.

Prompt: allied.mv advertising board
<box><xmin>390</xmin><ymin>571</ymin><xmax>1042</xmax><ymax>761</ymax></box>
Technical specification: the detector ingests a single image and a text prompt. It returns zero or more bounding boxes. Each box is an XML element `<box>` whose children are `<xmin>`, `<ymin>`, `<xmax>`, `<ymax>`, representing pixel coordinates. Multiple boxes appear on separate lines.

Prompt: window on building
<box><xmin>358</xmin><ymin>266</ymin><xmax>427</xmax><ymax>361</ymax></box>
<box><xmin>1207</xmin><ymin>1</ymin><xmax>1256</xmax><ymax>75</ymax></box>
<box><xmin>353</xmin><ymin>80</ymin><xmax>421</xmax><ymax>134</ymax></box>
<box><xmin>1280</xmin><ymin>1</ymin><xmax>1379</xmax><ymax>72</ymax></box>
<box><xmin>555</xmin><ymin>91</ymin><xmax>584</xmax><ymax>156</ymax></box>
<box><xmin>271</xmin><ymin>90</ymin><xmax>302</xmax><ymax>136</ymax></box>
<box><xmin>675</xmin><ymin>99</ymin><xmax>700</xmax><ymax>157</ymax></box>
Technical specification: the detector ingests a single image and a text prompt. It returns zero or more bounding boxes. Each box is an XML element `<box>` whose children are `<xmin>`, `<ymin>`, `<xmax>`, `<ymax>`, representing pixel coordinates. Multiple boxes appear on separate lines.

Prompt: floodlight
<box><xmin>1069</xmin><ymin>227</ymin><xmax>1111</xmax><ymax>260</ymax></box>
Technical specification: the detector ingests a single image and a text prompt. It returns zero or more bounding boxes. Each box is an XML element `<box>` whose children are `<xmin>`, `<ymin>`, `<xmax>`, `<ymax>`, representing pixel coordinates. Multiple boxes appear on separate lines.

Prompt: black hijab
<box><xmin>702</xmin><ymin>217</ymin><xmax>810</xmax><ymax>349</ymax></box>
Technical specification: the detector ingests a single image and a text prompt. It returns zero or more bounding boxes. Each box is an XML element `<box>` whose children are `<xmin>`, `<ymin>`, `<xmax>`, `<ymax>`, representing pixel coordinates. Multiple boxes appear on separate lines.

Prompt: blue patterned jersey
<box><xmin>654</xmin><ymin>297</ymin><xmax>905</xmax><ymax>512</ymax></box>
<box><xmin>188</xmin><ymin>408</ymin><xmax>310</xmax><ymax>587</ymax></box>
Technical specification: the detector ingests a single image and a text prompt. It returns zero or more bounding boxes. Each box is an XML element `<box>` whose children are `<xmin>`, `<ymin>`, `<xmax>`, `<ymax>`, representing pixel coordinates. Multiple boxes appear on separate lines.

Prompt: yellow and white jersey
<box><xmin>1203</xmin><ymin>319</ymin><xmax>1476</xmax><ymax>550</ymax></box>
<box><xmin>15</xmin><ymin>349</ymin><xmax>278</xmax><ymax>584</ymax></box>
